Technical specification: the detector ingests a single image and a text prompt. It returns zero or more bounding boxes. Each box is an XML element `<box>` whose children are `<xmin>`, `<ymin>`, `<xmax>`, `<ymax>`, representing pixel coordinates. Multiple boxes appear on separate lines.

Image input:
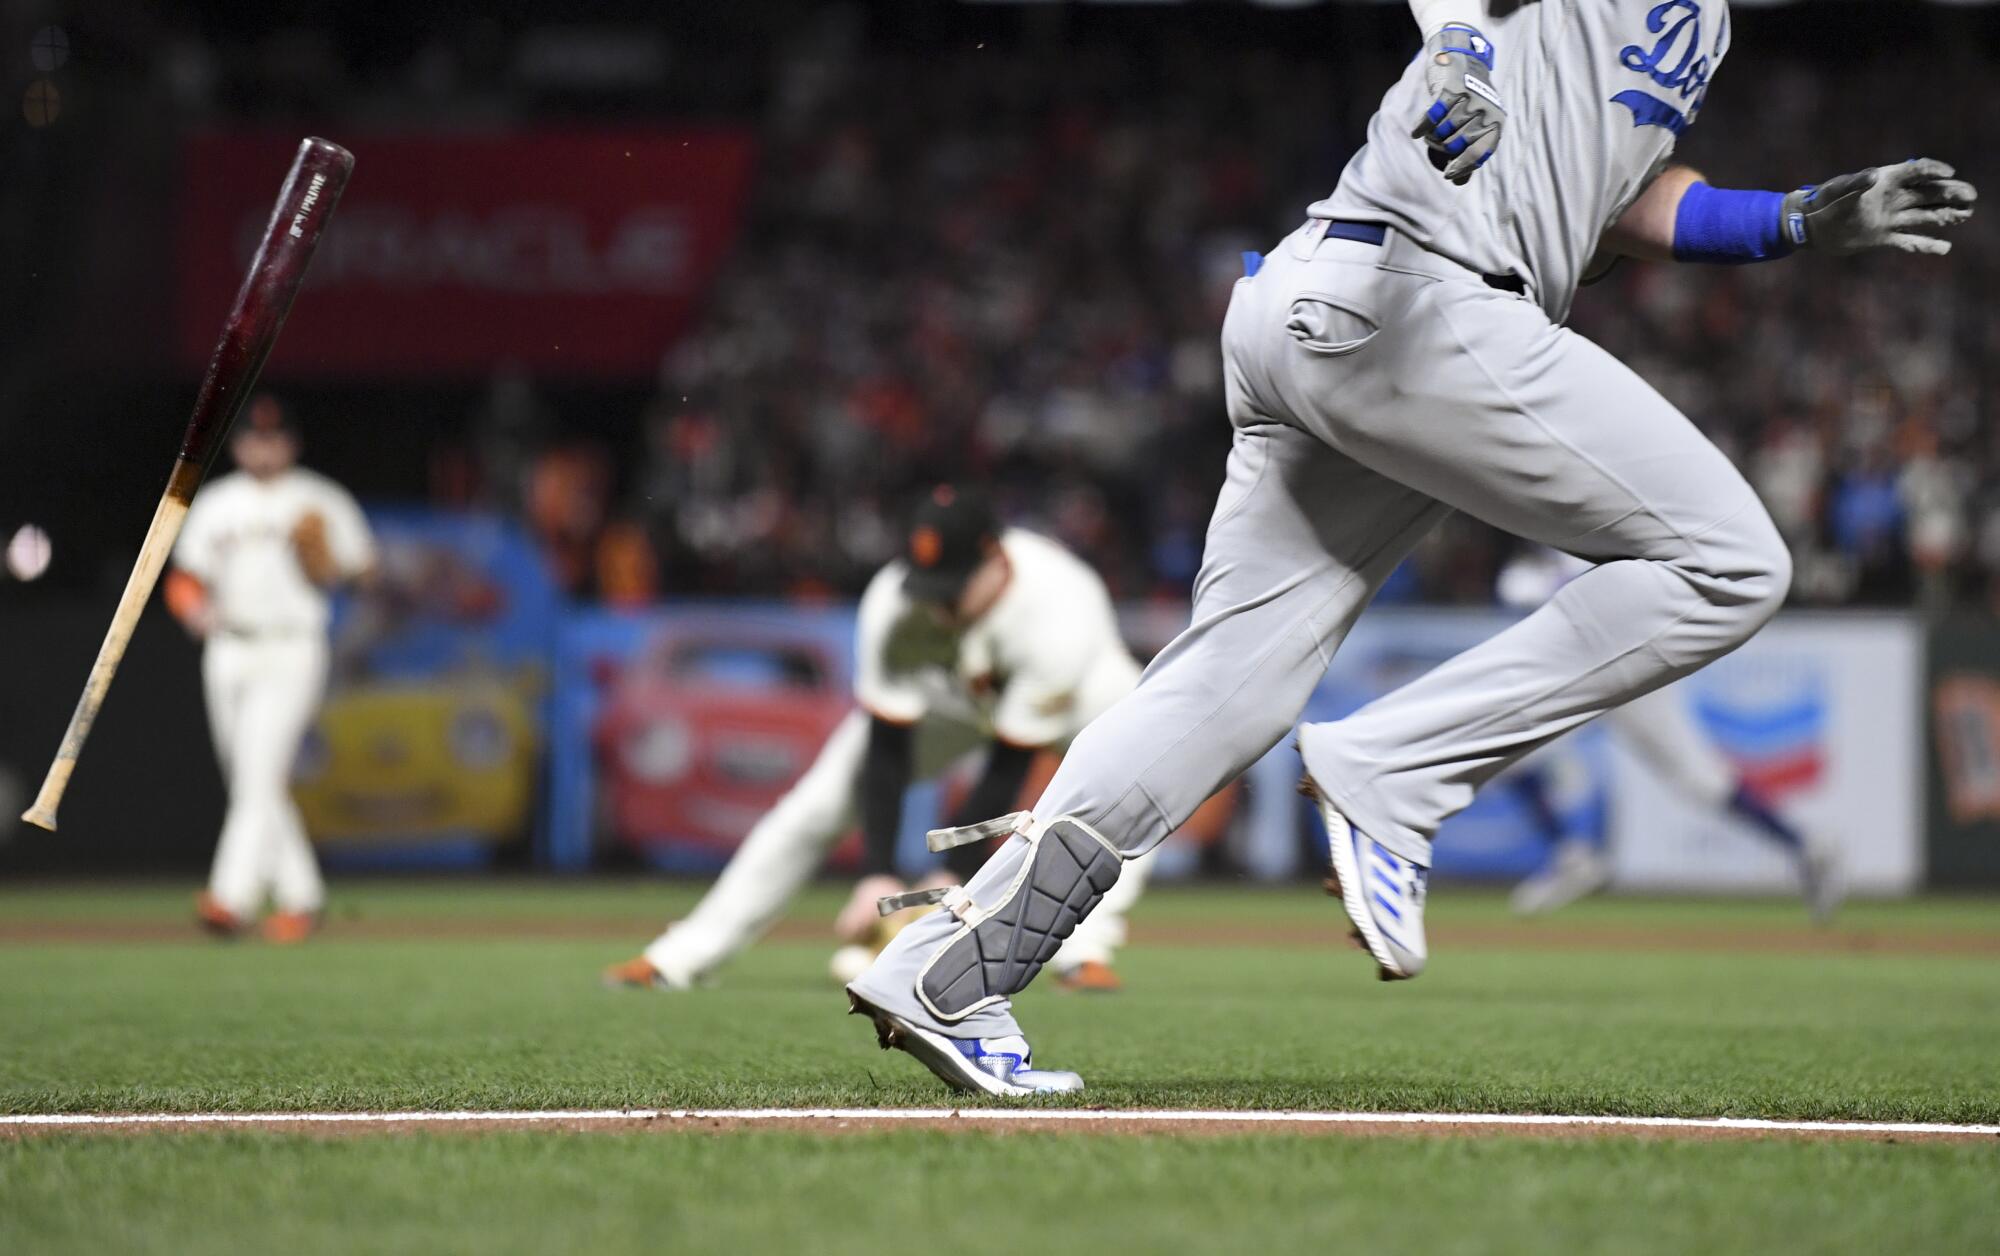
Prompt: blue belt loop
<box><xmin>1324</xmin><ymin>219</ymin><xmax>1388</xmax><ymax>246</ymax></box>
<box><xmin>1241</xmin><ymin>250</ymin><xmax>1264</xmax><ymax>278</ymax></box>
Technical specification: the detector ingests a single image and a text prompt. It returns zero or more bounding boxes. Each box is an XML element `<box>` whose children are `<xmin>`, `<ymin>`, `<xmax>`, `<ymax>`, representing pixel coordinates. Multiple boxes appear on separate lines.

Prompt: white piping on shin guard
<box><xmin>912</xmin><ymin>813</ymin><xmax>1125</xmax><ymax>1023</ymax></box>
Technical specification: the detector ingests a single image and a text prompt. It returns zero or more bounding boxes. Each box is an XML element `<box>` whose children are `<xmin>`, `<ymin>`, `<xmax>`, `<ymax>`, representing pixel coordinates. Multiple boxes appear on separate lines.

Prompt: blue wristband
<box><xmin>1671</xmin><ymin>181</ymin><xmax>1793</xmax><ymax>264</ymax></box>
<box><xmin>1437</xmin><ymin>23</ymin><xmax>1495</xmax><ymax>71</ymax></box>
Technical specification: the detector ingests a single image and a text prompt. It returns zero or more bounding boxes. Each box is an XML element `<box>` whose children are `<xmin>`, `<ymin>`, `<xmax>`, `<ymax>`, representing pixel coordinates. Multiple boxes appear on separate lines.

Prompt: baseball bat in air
<box><xmin>21</xmin><ymin>136</ymin><xmax>354</xmax><ymax>832</ymax></box>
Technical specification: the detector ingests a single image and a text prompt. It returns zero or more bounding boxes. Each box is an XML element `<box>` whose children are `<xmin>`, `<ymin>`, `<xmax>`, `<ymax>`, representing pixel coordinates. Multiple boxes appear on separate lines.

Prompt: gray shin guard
<box><xmin>911</xmin><ymin>814</ymin><xmax>1125</xmax><ymax>1023</ymax></box>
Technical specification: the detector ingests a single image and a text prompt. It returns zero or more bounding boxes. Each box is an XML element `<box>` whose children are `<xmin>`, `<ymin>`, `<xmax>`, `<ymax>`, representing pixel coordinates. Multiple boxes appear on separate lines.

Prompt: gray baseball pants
<box><xmin>850</xmin><ymin>221</ymin><xmax>1790</xmax><ymax>1039</ymax></box>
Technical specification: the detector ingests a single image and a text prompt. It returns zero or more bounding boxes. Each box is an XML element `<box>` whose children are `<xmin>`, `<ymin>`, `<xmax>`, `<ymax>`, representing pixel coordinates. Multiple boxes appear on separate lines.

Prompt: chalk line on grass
<box><xmin>4</xmin><ymin>1108</ymin><xmax>1996</xmax><ymax>1139</ymax></box>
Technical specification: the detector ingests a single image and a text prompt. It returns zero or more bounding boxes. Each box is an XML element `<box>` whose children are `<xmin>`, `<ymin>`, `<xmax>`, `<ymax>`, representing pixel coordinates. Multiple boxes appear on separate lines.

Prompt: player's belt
<box><xmin>1324</xmin><ymin>220</ymin><xmax>1389</xmax><ymax>246</ymax></box>
<box><xmin>1323</xmin><ymin>218</ymin><xmax>1528</xmax><ymax>296</ymax></box>
<box><xmin>215</xmin><ymin>624</ymin><xmax>318</xmax><ymax>640</ymax></box>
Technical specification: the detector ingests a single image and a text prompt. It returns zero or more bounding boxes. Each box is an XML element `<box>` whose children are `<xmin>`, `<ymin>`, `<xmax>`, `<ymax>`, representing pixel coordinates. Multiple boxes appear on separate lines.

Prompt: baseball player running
<box><xmin>166</xmin><ymin>396</ymin><xmax>375</xmax><ymax>942</ymax></box>
<box><xmin>848</xmin><ymin>0</ymin><xmax>1974</xmax><ymax>1094</ymax></box>
<box><xmin>1498</xmin><ymin>548</ymin><xmax>1843</xmax><ymax>919</ymax></box>
<box><xmin>604</xmin><ymin>487</ymin><xmax>1153</xmax><ymax>993</ymax></box>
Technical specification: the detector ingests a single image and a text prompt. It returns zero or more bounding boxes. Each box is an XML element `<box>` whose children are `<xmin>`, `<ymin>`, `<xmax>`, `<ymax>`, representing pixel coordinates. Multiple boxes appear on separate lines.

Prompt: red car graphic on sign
<box><xmin>593</xmin><ymin>628</ymin><xmax>851</xmax><ymax>860</ymax></box>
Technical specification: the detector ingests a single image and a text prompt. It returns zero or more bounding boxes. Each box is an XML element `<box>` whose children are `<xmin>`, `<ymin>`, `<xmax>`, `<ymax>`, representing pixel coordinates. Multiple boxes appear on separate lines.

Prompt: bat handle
<box><xmin>20</xmin><ymin>764</ymin><xmax>70</xmax><ymax>831</ymax></box>
<box><xmin>20</xmin><ymin>458</ymin><xmax>204</xmax><ymax>833</ymax></box>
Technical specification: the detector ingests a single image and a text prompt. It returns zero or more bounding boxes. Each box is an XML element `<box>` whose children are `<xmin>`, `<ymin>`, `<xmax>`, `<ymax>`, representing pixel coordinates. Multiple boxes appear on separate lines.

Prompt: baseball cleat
<box><xmin>261</xmin><ymin>910</ymin><xmax>319</xmax><ymax>944</ymax></box>
<box><xmin>847</xmin><ymin>990</ymin><xmax>1083</xmax><ymax>1096</ymax></box>
<box><xmin>1509</xmin><ymin>840</ymin><xmax>1613</xmax><ymax>916</ymax></box>
<box><xmin>1053</xmin><ymin>960</ymin><xmax>1123</xmax><ymax>993</ymax></box>
<box><xmin>601</xmin><ymin>955</ymin><xmax>692</xmax><ymax>991</ymax></box>
<box><xmin>1301</xmin><ymin>774</ymin><xmax>1428</xmax><ymax>980</ymax></box>
<box><xmin>194</xmin><ymin>892</ymin><xmax>245</xmax><ymax>938</ymax></box>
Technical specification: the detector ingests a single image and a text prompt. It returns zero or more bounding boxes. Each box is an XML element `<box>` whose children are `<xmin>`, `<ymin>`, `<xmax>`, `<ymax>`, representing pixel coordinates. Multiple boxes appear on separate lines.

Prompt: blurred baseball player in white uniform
<box><xmin>166</xmin><ymin>396</ymin><xmax>375</xmax><ymax>942</ymax></box>
<box><xmin>1496</xmin><ymin>547</ymin><xmax>1843</xmax><ymax>919</ymax></box>
<box><xmin>847</xmin><ymin>0</ymin><xmax>1973</xmax><ymax>1095</ymax></box>
<box><xmin>605</xmin><ymin>487</ymin><xmax>1153</xmax><ymax>992</ymax></box>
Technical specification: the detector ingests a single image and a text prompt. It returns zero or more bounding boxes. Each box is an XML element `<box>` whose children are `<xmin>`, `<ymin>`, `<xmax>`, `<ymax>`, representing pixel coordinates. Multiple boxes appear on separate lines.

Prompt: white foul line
<box><xmin>2</xmin><ymin>1108</ymin><xmax>1995</xmax><ymax>1137</ymax></box>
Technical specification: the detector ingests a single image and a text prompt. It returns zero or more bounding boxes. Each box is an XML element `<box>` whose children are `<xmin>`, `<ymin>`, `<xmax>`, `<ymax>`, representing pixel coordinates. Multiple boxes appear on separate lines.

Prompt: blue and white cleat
<box><xmin>847</xmin><ymin>991</ymin><xmax>1083</xmax><ymax>1096</ymax></box>
<box><xmin>1300</xmin><ymin>774</ymin><xmax>1428</xmax><ymax>981</ymax></box>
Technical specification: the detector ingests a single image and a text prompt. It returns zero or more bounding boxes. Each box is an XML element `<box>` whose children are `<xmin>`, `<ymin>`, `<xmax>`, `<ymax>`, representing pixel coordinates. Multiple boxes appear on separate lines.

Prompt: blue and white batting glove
<box><xmin>1410</xmin><ymin>23</ymin><xmax>1504</xmax><ymax>185</ymax></box>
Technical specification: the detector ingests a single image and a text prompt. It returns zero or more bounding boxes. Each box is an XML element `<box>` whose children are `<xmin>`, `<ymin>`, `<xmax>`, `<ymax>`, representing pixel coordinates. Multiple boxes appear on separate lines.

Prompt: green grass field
<box><xmin>2</xmin><ymin>880</ymin><xmax>1996</xmax><ymax>1254</ymax></box>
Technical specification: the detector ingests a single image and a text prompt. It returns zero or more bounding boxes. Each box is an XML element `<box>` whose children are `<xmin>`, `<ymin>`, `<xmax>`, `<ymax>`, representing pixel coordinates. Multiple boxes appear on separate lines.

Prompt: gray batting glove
<box><xmin>1410</xmin><ymin>23</ymin><xmax>1505</xmax><ymax>185</ymax></box>
<box><xmin>1782</xmin><ymin>159</ymin><xmax>1977</xmax><ymax>256</ymax></box>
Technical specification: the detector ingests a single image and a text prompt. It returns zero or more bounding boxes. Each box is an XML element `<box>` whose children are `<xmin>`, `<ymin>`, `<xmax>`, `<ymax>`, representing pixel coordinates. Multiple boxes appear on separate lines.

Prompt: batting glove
<box><xmin>1411</xmin><ymin>23</ymin><xmax>1505</xmax><ymax>185</ymax></box>
<box><xmin>1782</xmin><ymin>158</ymin><xmax>1977</xmax><ymax>256</ymax></box>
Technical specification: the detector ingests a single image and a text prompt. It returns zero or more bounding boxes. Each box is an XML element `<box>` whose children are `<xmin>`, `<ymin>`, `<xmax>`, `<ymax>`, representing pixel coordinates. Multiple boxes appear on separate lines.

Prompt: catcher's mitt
<box><xmin>291</xmin><ymin>511</ymin><xmax>339</xmax><ymax>587</ymax></box>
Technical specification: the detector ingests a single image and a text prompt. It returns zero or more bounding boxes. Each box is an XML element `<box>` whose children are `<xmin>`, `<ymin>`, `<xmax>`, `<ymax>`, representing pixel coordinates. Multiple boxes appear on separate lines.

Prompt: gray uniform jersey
<box><xmin>1320</xmin><ymin>0</ymin><xmax>1731</xmax><ymax>323</ymax></box>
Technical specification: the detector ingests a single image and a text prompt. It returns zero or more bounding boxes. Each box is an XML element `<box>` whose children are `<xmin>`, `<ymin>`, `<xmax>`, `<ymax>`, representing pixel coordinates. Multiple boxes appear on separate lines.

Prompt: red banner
<box><xmin>178</xmin><ymin>128</ymin><xmax>757</xmax><ymax>378</ymax></box>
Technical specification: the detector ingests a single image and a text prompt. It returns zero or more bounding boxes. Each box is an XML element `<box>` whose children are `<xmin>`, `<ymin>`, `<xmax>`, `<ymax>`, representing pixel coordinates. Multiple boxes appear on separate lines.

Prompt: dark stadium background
<box><xmin>4</xmin><ymin>0</ymin><xmax>1997</xmax><ymax>879</ymax></box>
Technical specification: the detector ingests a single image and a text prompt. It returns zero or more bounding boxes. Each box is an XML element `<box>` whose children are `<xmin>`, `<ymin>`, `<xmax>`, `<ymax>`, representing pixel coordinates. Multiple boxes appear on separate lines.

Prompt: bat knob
<box><xmin>21</xmin><ymin>806</ymin><xmax>57</xmax><ymax>832</ymax></box>
<box><xmin>300</xmin><ymin>136</ymin><xmax>355</xmax><ymax>176</ymax></box>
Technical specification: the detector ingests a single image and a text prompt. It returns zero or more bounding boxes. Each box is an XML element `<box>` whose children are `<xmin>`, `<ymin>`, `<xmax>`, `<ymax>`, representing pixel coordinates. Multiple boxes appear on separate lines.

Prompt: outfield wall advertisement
<box><xmin>179</xmin><ymin>128</ymin><xmax>757</xmax><ymax>378</ymax></box>
<box><xmin>1608</xmin><ymin>616</ymin><xmax>1926</xmax><ymax>896</ymax></box>
<box><xmin>1925</xmin><ymin>620</ymin><xmax>2000</xmax><ymax>886</ymax></box>
<box><xmin>538</xmin><ymin>605</ymin><xmax>1928</xmax><ymax>890</ymax></box>
<box><xmin>1</xmin><ymin>506</ymin><xmax>1945</xmax><ymax>890</ymax></box>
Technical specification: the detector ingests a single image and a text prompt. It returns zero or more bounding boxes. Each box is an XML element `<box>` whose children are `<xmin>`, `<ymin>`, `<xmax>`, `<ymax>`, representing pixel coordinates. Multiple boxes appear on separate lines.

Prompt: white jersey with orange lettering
<box><xmin>174</xmin><ymin>468</ymin><xmax>374</xmax><ymax>634</ymax></box>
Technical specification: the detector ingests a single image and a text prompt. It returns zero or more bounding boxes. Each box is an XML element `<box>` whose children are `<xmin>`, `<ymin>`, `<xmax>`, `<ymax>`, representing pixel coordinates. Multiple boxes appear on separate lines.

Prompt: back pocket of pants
<box><xmin>1286</xmin><ymin>296</ymin><xmax>1380</xmax><ymax>356</ymax></box>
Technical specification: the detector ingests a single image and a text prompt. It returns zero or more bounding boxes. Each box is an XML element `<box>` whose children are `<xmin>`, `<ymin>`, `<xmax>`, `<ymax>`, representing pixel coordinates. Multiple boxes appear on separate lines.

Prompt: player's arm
<box><xmin>165</xmin><ymin>497</ymin><xmax>218</xmax><ymax>638</ymax></box>
<box><xmin>857</xmin><ymin>714</ymin><xmax>915</xmax><ymax>878</ymax></box>
<box><xmin>851</xmin><ymin>567</ymin><xmax>930</xmax><ymax>878</ymax></box>
<box><xmin>291</xmin><ymin>513</ymin><xmax>342</xmax><ymax>588</ymax></box>
<box><xmin>296</xmin><ymin>486</ymin><xmax>377</xmax><ymax>590</ymax></box>
<box><xmin>328</xmin><ymin>487</ymin><xmax>378</xmax><ymax>585</ymax></box>
<box><xmin>1601</xmin><ymin>160</ymin><xmax>1975</xmax><ymax>265</ymax></box>
<box><xmin>939</xmin><ymin>739</ymin><xmax>1039</xmax><ymax>882</ymax></box>
<box><xmin>1407</xmin><ymin>1</ymin><xmax>1503</xmax><ymax>184</ymax></box>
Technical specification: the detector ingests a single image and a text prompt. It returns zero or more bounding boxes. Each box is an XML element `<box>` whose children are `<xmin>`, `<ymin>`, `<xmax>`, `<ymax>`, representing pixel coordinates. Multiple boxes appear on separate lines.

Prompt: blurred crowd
<box><xmin>30</xmin><ymin>6</ymin><xmax>1998</xmax><ymax>615</ymax></box>
<box><xmin>1575</xmin><ymin>54</ymin><xmax>2000</xmax><ymax>616</ymax></box>
<box><xmin>447</xmin><ymin>34</ymin><xmax>1332</xmax><ymax>606</ymax></box>
<box><xmin>455</xmin><ymin>33</ymin><xmax>2000</xmax><ymax>616</ymax></box>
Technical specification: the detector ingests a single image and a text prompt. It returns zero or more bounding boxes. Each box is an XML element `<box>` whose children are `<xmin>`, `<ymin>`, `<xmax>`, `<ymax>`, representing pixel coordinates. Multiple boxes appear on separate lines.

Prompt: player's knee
<box><xmin>1753</xmin><ymin>536</ymin><xmax>1794</xmax><ymax>618</ymax></box>
<box><xmin>1704</xmin><ymin>508</ymin><xmax>1793</xmax><ymax>642</ymax></box>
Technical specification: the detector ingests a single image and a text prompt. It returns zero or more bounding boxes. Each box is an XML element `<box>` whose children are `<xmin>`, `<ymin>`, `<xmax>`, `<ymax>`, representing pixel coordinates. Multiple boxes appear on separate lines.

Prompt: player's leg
<box><xmin>200</xmin><ymin>636</ymin><xmax>263</xmax><ymax>927</ymax></box>
<box><xmin>1506</xmin><ymin>745</ymin><xmax>1613</xmax><ymax>916</ymax></box>
<box><xmin>1293</xmin><ymin>274</ymin><xmax>1791</xmax><ymax>969</ymax></box>
<box><xmin>1609</xmin><ymin>688</ymin><xmax>1844</xmax><ymax>919</ymax></box>
<box><xmin>850</xmin><ymin>411</ymin><xmax>1447</xmax><ymax>1045</ymax></box>
<box><xmin>260</xmin><ymin>637</ymin><xmax>330</xmax><ymax>936</ymax></box>
<box><xmin>1607</xmin><ymin>688</ymin><xmax>1737</xmax><ymax>809</ymax></box>
<box><xmin>215</xmin><ymin>640</ymin><xmax>324</xmax><ymax>926</ymax></box>
<box><xmin>1049</xmin><ymin>846</ymin><xmax>1156</xmax><ymax>987</ymax></box>
<box><xmin>618</xmin><ymin>712</ymin><xmax>870</xmax><ymax>988</ymax></box>
<box><xmin>1044</xmin><ymin>647</ymin><xmax>1151</xmax><ymax>989</ymax></box>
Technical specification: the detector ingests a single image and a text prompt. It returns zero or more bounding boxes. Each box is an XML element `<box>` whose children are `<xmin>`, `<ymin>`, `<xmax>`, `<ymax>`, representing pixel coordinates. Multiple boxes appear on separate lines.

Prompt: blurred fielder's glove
<box><xmin>1782</xmin><ymin>159</ymin><xmax>1977</xmax><ymax>256</ymax></box>
<box><xmin>1411</xmin><ymin>23</ymin><xmax>1504</xmax><ymax>185</ymax></box>
<box><xmin>291</xmin><ymin>511</ymin><xmax>339</xmax><ymax>587</ymax></box>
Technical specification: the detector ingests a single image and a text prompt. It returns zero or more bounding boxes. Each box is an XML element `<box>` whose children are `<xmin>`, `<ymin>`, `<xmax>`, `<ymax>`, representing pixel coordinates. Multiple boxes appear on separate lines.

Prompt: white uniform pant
<box><xmin>202</xmin><ymin>633</ymin><xmax>328</xmax><ymax>916</ymax></box>
<box><xmin>643</xmin><ymin>709</ymin><xmax>1155</xmax><ymax>986</ymax></box>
